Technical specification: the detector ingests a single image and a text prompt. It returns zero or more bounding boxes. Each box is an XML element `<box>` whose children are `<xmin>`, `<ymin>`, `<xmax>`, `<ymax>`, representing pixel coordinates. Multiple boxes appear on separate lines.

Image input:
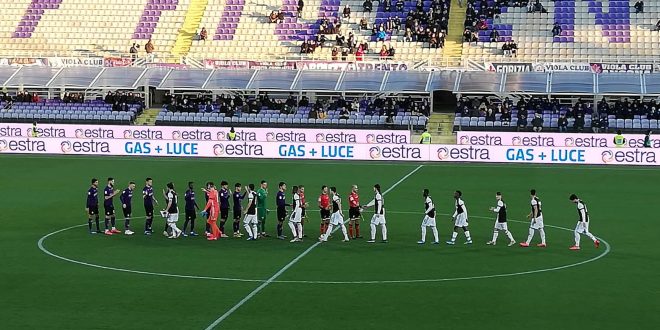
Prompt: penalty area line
<box><xmin>203</xmin><ymin>164</ymin><xmax>424</xmax><ymax>330</ymax></box>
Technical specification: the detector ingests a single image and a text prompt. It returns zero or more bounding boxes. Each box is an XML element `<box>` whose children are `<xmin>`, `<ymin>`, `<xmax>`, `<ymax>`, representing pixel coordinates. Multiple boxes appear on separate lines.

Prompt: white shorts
<box><xmin>243</xmin><ymin>214</ymin><xmax>258</xmax><ymax>224</ymax></box>
<box><xmin>454</xmin><ymin>214</ymin><xmax>468</xmax><ymax>227</ymax></box>
<box><xmin>370</xmin><ymin>214</ymin><xmax>386</xmax><ymax>225</ymax></box>
<box><xmin>421</xmin><ymin>215</ymin><xmax>436</xmax><ymax>227</ymax></box>
<box><xmin>530</xmin><ymin>215</ymin><xmax>544</xmax><ymax>229</ymax></box>
<box><xmin>575</xmin><ymin>221</ymin><xmax>589</xmax><ymax>233</ymax></box>
<box><xmin>494</xmin><ymin>221</ymin><xmax>508</xmax><ymax>231</ymax></box>
<box><xmin>167</xmin><ymin>213</ymin><xmax>179</xmax><ymax>223</ymax></box>
<box><xmin>330</xmin><ymin>212</ymin><xmax>344</xmax><ymax>225</ymax></box>
<box><xmin>289</xmin><ymin>209</ymin><xmax>302</xmax><ymax>223</ymax></box>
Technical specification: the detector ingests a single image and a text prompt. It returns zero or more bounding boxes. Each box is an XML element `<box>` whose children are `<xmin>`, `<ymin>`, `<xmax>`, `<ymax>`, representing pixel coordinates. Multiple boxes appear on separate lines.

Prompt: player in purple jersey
<box><xmin>85</xmin><ymin>178</ymin><xmax>101</xmax><ymax>234</ymax></box>
<box><xmin>103</xmin><ymin>177</ymin><xmax>121</xmax><ymax>235</ymax></box>
<box><xmin>182</xmin><ymin>181</ymin><xmax>200</xmax><ymax>236</ymax></box>
<box><xmin>232</xmin><ymin>183</ymin><xmax>246</xmax><ymax>237</ymax></box>
<box><xmin>119</xmin><ymin>181</ymin><xmax>136</xmax><ymax>235</ymax></box>
<box><xmin>142</xmin><ymin>177</ymin><xmax>159</xmax><ymax>235</ymax></box>
<box><xmin>219</xmin><ymin>181</ymin><xmax>230</xmax><ymax>238</ymax></box>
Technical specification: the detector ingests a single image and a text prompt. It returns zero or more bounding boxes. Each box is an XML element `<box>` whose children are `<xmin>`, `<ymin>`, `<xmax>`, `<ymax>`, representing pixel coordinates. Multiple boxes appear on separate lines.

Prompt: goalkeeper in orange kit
<box><xmin>202</xmin><ymin>182</ymin><xmax>222</xmax><ymax>241</ymax></box>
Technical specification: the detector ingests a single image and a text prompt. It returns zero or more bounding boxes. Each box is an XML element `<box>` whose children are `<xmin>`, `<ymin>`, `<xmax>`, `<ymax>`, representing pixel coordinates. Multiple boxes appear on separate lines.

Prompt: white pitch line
<box><xmin>203</xmin><ymin>164</ymin><xmax>424</xmax><ymax>330</ymax></box>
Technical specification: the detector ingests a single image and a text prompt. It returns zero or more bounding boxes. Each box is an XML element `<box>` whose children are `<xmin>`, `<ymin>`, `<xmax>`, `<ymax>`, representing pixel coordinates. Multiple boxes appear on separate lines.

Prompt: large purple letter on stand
<box><xmin>554</xmin><ymin>0</ymin><xmax>630</xmax><ymax>43</ymax></box>
<box><xmin>13</xmin><ymin>0</ymin><xmax>62</xmax><ymax>38</ymax></box>
<box><xmin>214</xmin><ymin>0</ymin><xmax>245</xmax><ymax>40</ymax></box>
<box><xmin>133</xmin><ymin>0</ymin><xmax>179</xmax><ymax>40</ymax></box>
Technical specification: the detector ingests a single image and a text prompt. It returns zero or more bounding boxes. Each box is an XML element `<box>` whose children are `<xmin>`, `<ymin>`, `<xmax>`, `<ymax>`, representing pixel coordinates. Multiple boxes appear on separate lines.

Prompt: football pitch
<box><xmin>0</xmin><ymin>155</ymin><xmax>658</xmax><ymax>330</ymax></box>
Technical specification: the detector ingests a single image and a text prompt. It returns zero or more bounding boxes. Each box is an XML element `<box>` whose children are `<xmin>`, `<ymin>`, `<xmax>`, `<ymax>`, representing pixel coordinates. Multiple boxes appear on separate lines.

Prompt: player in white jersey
<box><xmin>320</xmin><ymin>187</ymin><xmax>350</xmax><ymax>242</ymax></box>
<box><xmin>243</xmin><ymin>184</ymin><xmax>259</xmax><ymax>241</ymax></box>
<box><xmin>418</xmin><ymin>189</ymin><xmax>439</xmax><ymax>245</ymax></box>
<box><xmin>487</xmin><ymin>192</ymin><xmax>516</xmax><ymax>246</ymax></box>
<box><xmin>520</xmin><ymin>189</ymin><xmax>547</xmax><ymax>247</ymax></box>
<box><xmin>361</xmin><ymin>184</ymin><xmax>387</xmax><ymax>243</ymax></box>
<box><xmin>569</xmin><ymin>194</ymin><xmax>600</xmax><ymax>250</ymax></box>
<box><xmin>288</xmin><ymin>185</ymin><xmax>304</xmax><ymax>243</ymax></box>
<box><xmin>447</xmin><ymin>190</ymin><xmax>473</xmax><ymax>245</ymax></box>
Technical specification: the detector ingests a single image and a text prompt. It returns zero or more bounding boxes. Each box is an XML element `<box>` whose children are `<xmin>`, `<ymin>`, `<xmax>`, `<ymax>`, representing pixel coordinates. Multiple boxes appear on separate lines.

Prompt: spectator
<box><xmin>343</xmin><ymin>5</ymin><xmax>351</xmax><ymax>19</ymax></box>
<box><xmin>297</xmin><ymin>0</ymin><xmax>304</xmax><ymax>18</ymax></box>
<box><xmin>509</xmin><ymin>40</ymin><xmax>518</xmax><ymax>57</ymax></box>
<box><xmin>405</xmin><ymin>28</ymin><xmax>413</xmax><ymax>42</ymax></box>
<box><xmin>269</xmin><ymin>11</ymin><xmax>278</xmax><ymax>23</ymax></box>
<box><xmin>339</xmin><ymin>108</ymin><xmax>350</xmax><ymax>120</ymax></box>
<box><xmin>360</xmin><ymin>17</ymin><xmax>369</xmax><ymax>30</ymax></box>
<box><xmin>204</xmin><ymin>100</ymin><xmax>214</xmax><ymax>113</ymax></box>
<box><xmin>416</xmin><ymin>0</ymin><xmax>423</xmax><ymax>11</ymax></box>
<box><xmin>318</xmin><ymin>108</ymin><xmax>328</xmax><ymax>120</ymax></box>
<box><xmin>363</xmin><ymin>0</ymin><xmax>373</xmax><ymax>12</ymax></box>
<box><xmin>355</xmin><ymin>46</ymin><xmax>365</xmax><ymax>61</ymax></box>
<box><xmin>379</xmin><ymin>45</ymin><xmax>389</xmax><ymax>59</ymax></box>
<box><xmin>277</xmin><ymin>11</ymin><xmax>285</xmax><ymax>23</ymax></box>
<box><xmin>655</xmin><ymin>19</ymin><xmax>660</xmax><ymax>31</ymax></box>
<box><xmin>501</xmin><ymin>107</ymin><xmax>511</xmax><ymax>123</ymax></box>
<box><xmin>129</xmin><ymin>43</ymin><xmax>138</xmax><ymax>63</ymax></box>
<box><xmin>308</xmin><ymin>107</ymin><xmax>318</xmax><ymax>119</ymax></box>
<box><xmin>489</xmin><ymin>29</ymin><xmax>500</xmax><ymax>42</ymax></box>
<box><xmin>591</xmin><ymin>115</ymin><xmax>601</xmax><ymax>133</ymax></box>
<box><xmin>558</xmin><ymin>113</ymin><xmax>568</xmax><ymax>132</ymax></box>
<box><xmin>341</xmin><ymin>48</ymin><xmax>349</xmax><ymax>61</ymax></box>
<box><xmin>199</xmin><ymin>27</ymin><xmax>207</xmax><ymax>41</ymax></box>
<box><xmin>300</xmin><ymin>40</ymin><xmax>308</xmax><ymax>54</ymax></box>
<box><xmin>396</xmin><ymin>0</ymin><xmax>405</xmax><ymax>12</ymax></box>
<box><xmin>634</xmin><ymin>1</ymin><xmax>644</xmax><ymax>14</ymax></box>
<box><xmin>552</xmin><ymin>22</ymin><xmax>562</xmax><ymax>37</ymax></box>
<box><xmin>384</xmin><ymin>0</ymin><xmax>392</xmax><ymax>12</ymax></box>
<box><xmin>388</xmin><ymin>45</ymin><xmax>396</xmax><ymax>58</ymax></box>
<box><xmin>376</xmin><ymin>29</ymin><xmax>387</xmax><ymax>42</ymax></box>
<box><xmin>331</xmin><ymin>47</ymin><xmax>339</xmax><ymax>60</ymax></box>
<box><xmin>574</xmin><ymin>113</ymin><xmax>585</xmax><ymax>132</ymax></box>
<box><xmin>485</xmin><ymin>108</ymin><xmax>495</xmax><ymax>121</ymax></box>
<box><xmin>145</xmin><ymin>39</ymin><xmax>155</xmax><ymax>61</ymax></box>
<box><xmin>517</xmin><ymin>108</ymin><xmax>528</xmax><ymax>131</ymax></box>
<box><xmin>336</xmin><ymin>31</ymin><xmax>346</xmax><ymax>46</ymax></box>
<box><xmin>31</xmin><ymin>93</ymin><xmax>39</xmax><ymax>103</ymax></box>
<box><xmin>502</xmin><ymin>42</ymin><xmax>511</xmax><ymax>56</ymax></box>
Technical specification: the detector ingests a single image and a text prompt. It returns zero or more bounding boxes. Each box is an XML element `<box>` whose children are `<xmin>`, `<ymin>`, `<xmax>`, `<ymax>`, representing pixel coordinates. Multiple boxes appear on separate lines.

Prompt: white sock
<box><xmin>464</xmin><ymin>230</ymin><xmax>471</xmax><ymax>241</ymax></box>
<box><xmin>244</xmin><ymin>223</ymin><xmax>253</xmax><ymax>238</ymax></box>
<box><xmin>370</xmin><ymin>224</ymin><xmax>377</xmax><ymax>240</ymax></box>
<box><xmin>431</xmin><ymin>227</ymin><xmax>439</xmax><ymax>242</ymax></box>
<box><xmin>296</xmin><ymin>223</ymin><xmax>303</xmax><ymax>239</ymax></box>
<box><xmin>381</xmin><ymin>224</ymin><xmax>387</xmax><ymax>241</ymax></box>
<box><xmin>340</xmin><ymin>223</ymin><xmax>349</xmax><ymax>240</ymax></box>
<box><xmin>492</xmin><ymin>230</ymin><xmax>499</xmax><ymax>242</ymax></box>
<box><xmin>288</xmin><ymin>222</ymin><xmax>297</xmax><ymax>238</ymax></box>
<box><xmin>324</xmin><ymin>224</ymin><xmax>334</xmax><ymax>240</ymax></box>
<box><xmin>505</xmin><ymin>230</ymin><xmax>514</xmax><ymax>242</ymax></box>
<box><xmin>585</xmin><ymin>231</ymin><xmax>597</xmax><ymax>242</ymax></box>
<box><xmin>451</xmin><ymin>231</ymin><xmax>458</xmax><ymax>241</ymax></box>
<box><xmin>421</xmin><ymin>226</ymin><xmax>427</xmax><ymax>242</ymax></box>
<box><xmin>251</xmin><ymin>224</ymin><xmax>258</xmax><ymax>239</ymax></box>
<box><xmin>169</xmin><ymin>223</ymin><xmax>180</xmax><ymax>234</ymax></box>
<box><xmin>539</xmin><ymin>229</ymin><xmax>546</xmax><ymax>244</ymax></box>
<box><xmin>526</xmin><ymin>228</ymin><xmax>534</xmax><ymax>244</ymax></box>
<box><xmin>574</xmin><ymin>230</ymin><xmax>581</xmax><ymax>246</ymax></box>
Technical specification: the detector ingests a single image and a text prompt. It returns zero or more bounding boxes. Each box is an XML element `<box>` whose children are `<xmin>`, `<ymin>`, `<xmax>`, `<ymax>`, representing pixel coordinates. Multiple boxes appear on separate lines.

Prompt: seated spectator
<box><xmin>591</xmin><ymin>115</ymin><xmax>601</xmax><ymax>133</ymax></box>
<box><xmin>532</xmin><ymin>114</ymin><xmax>543</xmax><ymax>132</ymax></box>
<box><xmin>355</xmin><ymin>46</ymin><xmax>365</xmax><ymax>61</ymax></box>
<box><xmin>393</xmin><ymin>16</ymin><xmax>401</xmax><ymax>32</ymax></box>
<box><xmin>318</xmin><ymin>109</ymin><xmax>328</xmax><ymax>120</ymax></box>
<box><xmin>552</xmin><ymin>22</ymin><xmax>562</xmax><ymax>37</ymax></box>
<box><xmin>396</xmin><ymin>0</ymin><xmax>404</xmax><ymax>11</ymax></box>
<box><xmin>343</xmin><ymin>5</ymin><xmax>351</xmax><ymax>19</ymax></box>
<box><xmin>534</xmin><ymin>0</ymin><xmax>547</xmax><ymax>13</ymax></box>
<box><xmin>360</xmin><ymin>17</ymin><xmax>369</xmax><ymax>30</ymax></box>
<box><xmin>299</xmin><ymin>96</ymin><xmax>309</xmax><ymax>107</ymax></box>
<box><xmin>502</xmin><ymin>42</ymin><xmax>511</xmax><ymax>56</ymax></box>
<box><xmin>558</xmin><ymin>113</ymin><xmax>568</xmax><ymax>132</ymax></box>
<box><xmin>336</xmin><ymin>31</ymin><xmax>346</xmax><ymax>46</ymax></box>
<box><xmin>405</xmin><ymin>28</ymin><xmax>413</xmax><ymax>42</ymax></box>
<box><xmin>485</xmin><ymin>108</ymin><xmax>496</xmax><ymax>121</ymax></box>
<box><xmin>277</xmin><ymin>11</ymin><xmax>285</xmax><ymax>23</ymax></box>
<box><xmin>300</xmin><ymin>40</ymin><xmax>308</xmax><ymax>54</ymax></box>
<box><xmin>509</xmin><ymin>41</ymin><xmax>518</xmax><ymax>56</ymax></box>
<box><xmin>360</xmin><ymin>41</ymin><xmax>369</xmax><ymax>53</ymax></box>
<box><xmin>297</xmin><ymin>0</ymin><xmax>304</xmax><ymax>18</ymax></box>
<box><xmin>634</xmin><ymin>1</ymin><xmax>644</xmax><ymax>13</ymax></box>
<box><xmin>490</xmin><ymin>29</ymin><xmax>500</xmax><ymax>42</ymax></box>
<box><xmin>204</xmin><ymin>101</ymin><xmax>214</xmax><ymax>113</ymax></box>
<box><xmin>501</xmin><ymin>108</ymin><xmax>511</xmax><ymax>123</ymax></box>
<box><xmin>331</xmin><ymin>47</ymin><xmax>340</xmax><ymax>60</ymax></box>
<box><xmin>379</xmin><ymin>45</ymin><xmax>389</xmax><ymax>59</ymax></box>
<box><xmin>517</xmin><ymin>108</ymin><xmax>528</xmax><ymax>131</ymax></box>
<box><xmin>308</xmin><ymin>107</ymin><xmax>318</xmax><ymax>119</ymax></box>
<box><xmin>416</xmin><ymin>0</ymin><xmax>423</xmax><ymax>11</ymax></box>
<box><xmin>476</xmin><ymin>18</ymin><xmax>488</xmax><ymax>31</ymax></box>
<box><xmin>384</xmin><ymin>0</ymin><xmax>392</xmax><ymax>12</ymax></box>
<box><xmin>574</xmin><ymin>113</ymin><xmax>585</xmax><ymax>132</ymax></box>
<box><xmin>388</xmin><ymin>45</ymin><xmax>396</xmax><ymax>58</ymax></box>
<box><xmin>363</xmin><ymin>0</ymin><xmax>373</xmax><ymax>12</ymax></box>
<box><xmin>655</xmin><ymin>19</ymin><xmax>660</xmax><ymax>31</ymax></box>
<box><xmin>199</xmin><ymin>27</ymin><xmax>207</xmax><ymax>41</ymax></box>
<box><xmin>339</xmin><ymin>108</ymin><xmax>350</xmax><ymax>120</ymax></box>
<box><xmin>269</xmin><ymin>11</ymin><xmax>278</xmax><ymax>23</ymax></box>
<box><xmin>376</xmin><ymin>29</ymin><xmax>387</xmax><ymax>42</ymax></box>
<box><xmin>31</xmin><ymin>93</ymin><xmax>40</xmax><ymax>103</ymax></box>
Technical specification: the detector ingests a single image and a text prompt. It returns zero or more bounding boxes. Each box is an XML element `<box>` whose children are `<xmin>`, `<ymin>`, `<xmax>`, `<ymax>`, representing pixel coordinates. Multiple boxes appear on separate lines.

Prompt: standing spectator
<box><xmin>558</xmin><ymin>113</ymin><xmax>568</xmax><ymax>132</ymax></box>
<box><xmin>200</xmin><ymin>27</ymin><xmax>208</xmax><ymax>41</ymax></box>
<box><xmin>129</xmin><ymin>43</ymin><xmax>138</xmax><ymax>63</ymax></box>
<box><xmin>643</xmin><ymin>130</ymin><xmax>652</xmax><ymax>148</ymax></box>
<box><xmin>342</xmin><ymin>5</ymin><xmax>351</xmax><ymax>19</ymax></box>
<box><xmin>634</xmin><ymin>1</ymin><xmax>644</xmax><ymax>13</ymax></box>
<box><xmin>297</xmin><ymin>0</ymin><xmax>304</xmax><ymax>18</ymax></box>
<box><xmin>145</xmin><ymin>39</ymin><xmax>155</xmax><ymax>62</ymax></box>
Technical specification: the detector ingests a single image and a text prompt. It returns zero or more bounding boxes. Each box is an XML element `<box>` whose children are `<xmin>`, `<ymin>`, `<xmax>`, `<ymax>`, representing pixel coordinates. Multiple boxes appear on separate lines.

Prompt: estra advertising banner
<box><xmin>456</xmin><ymin>131</ymin><xmax>659</xmax><ymax>149</ymax></box>
<box><xmin>0</xmin><ymin>123</ymin><xmax>410</xmax><ymax>144</ymax></box>
<box><xmin>0</xmin><ymin>137</ymin><xmax>658</xmax><ymax>166</ymax></box>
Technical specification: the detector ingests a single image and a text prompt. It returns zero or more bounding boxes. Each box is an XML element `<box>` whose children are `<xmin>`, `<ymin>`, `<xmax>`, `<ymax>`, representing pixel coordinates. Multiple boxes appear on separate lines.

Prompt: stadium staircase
<box><xmin>172</xmin><ymin>0</ymin><xmax>209</xmax><ymax>58</ymax></box>
<box><xmin>427</xmin><ymin>113</ymin><xmax>456</xmax><ymax>144</ymax></box>
<box><xmin>134</xmin><ymin>108</ymin><xmax>161</xmax><ymax>125</ymax></box>
<box><xmin>443</xmin><ymin>0</ymin><xmax>466</xmax><ymax>66</ymax></box>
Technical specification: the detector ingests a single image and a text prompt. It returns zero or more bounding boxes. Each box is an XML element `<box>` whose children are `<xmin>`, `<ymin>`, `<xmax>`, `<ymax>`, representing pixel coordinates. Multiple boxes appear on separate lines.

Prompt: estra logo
<box><xmin>216</xmin><ymin>131</ymin><xmax>227</xmax><ymax>141</ymax></box>
<box><xmin>266</xmin><ymin>132</ymin><xmax>276</xmax><ymax>141</ymax></box>
<box><xmin>365</xmin><ymin>133</ymin><xmax>408</xmax><ymax>144</ymax></box>
<box><xmin>601</xmin><ymin>150</ymin><xmax>614</xmax><ymax>163</ymax></box>
<box><xmin>367</xmin><ymin>145</ymin><xmax>422</xmax><ymax>159</ymax></box>
<box><xmin>434</xmin><ymin>146</ymin><xmax>490</xmax><ymax>161</ymax></box>
<box><xmin>565</xmin><ymin>137</ymin><xmax>575</xmax><ymax>147</ymax></box>
<box><xmin>61</xmin><ymin>141</ymin><xmax>72</xmax><ymax>153</ymax></box>
<box><xmin>436</xmin><ymin>147</ymin><xmax>449</xmax><ymax>160</ymax></box>
<box><xmin>511</xmin><ymin>137</ymin><xmax>522</xmax><ymax>146</ymax></box>
<box><xmin>316</xmin><ymin>133</ymin><xmax>326</xmax><ymax>143</ymax></box>
<box><xmin>368</xmin><ymin>147</ymin><xmax>381</xmax><ymax>159</ymax></box>
<box><xmin>0</xmin><ymin>139</ymin><xmax>8</xmax><ymax>151</ymax></box>
<box><xmin>458</xmin><ymin>136</ymin><xmax>470</xmax><ymax>145</ymax></box>
<box><xmin>213</xmin><ymin>144</ymin><xmax>225</xmax><ymax>156</ymax></box>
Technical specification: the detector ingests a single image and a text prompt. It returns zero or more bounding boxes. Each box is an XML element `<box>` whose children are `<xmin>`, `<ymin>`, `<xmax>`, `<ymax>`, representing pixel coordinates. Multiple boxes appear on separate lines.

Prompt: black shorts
<box><xmin>301</xmin><ymin>207</ymin><xmax>306</xmax><ymax>217</ymax></box>
<box><xmin>221</xmin><ymin>208</ymin><xmax>229</xmax><ymax>221</ymax></box>
<box><xmin>123</xmin><ymin>206</ymin><xmax>132</xmax><ymax>218</ymax></box>
<box><xmin>144</xmin><ymin>205</ymin><xmax>154</xmax><ymax>217</ymax></box>
<box><xmin>88</xmin><ymin>206</ymin><xmax>99</xmax><ymax>216</ymax></box>
<box><xmin>104</xmin><ymin>206</ymin><xmax>115</xmax><ymax>216</ymax></box>
<box><xmin>186</xmin><ymin>210</ymin><xmax>196</xmax><ymax>221</ymax></box>
<box><xmin>233</xmin><ymin>209</ymin><xmax>242</xmax><ymax>220</ymax></box>
<box><xmin>277</xmin><ymin>207</ymin><xmax>287</xmax><ymax>221</ymax></box>
<box><xmin>349</xmin><ymin>207</ymin><xmax>361</xmax><ymax>219</ymax></box>
<box><xmin>320</xmin><ymin>209</ymin><xmax>330</xmax><ymax>220</ymax></box>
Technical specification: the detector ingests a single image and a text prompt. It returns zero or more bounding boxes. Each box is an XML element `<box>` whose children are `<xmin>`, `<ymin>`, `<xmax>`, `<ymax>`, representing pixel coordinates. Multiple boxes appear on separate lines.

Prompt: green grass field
<box><xmin>1</xmin><ymin>155</ymin><xmax>659</xmax><ymax>330</ymax></box>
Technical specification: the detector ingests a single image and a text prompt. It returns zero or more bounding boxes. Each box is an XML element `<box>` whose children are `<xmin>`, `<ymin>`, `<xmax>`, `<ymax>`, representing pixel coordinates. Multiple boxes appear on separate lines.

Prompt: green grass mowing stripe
<box><xmin>203</xmin><ymin>165</ymin><xmax>424</xmax><ymax>329</ymax></box>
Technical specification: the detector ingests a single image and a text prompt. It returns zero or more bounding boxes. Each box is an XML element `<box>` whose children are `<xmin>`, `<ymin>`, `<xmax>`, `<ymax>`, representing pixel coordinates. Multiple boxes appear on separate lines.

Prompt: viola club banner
<box><xmin>203</xmin><ymin>59</ymin><xmax>409</xmax><ymax>71</ymax></box>
<box><xmin>0</xmin><ymin>123</ymin><xmax>410</xmax><ymax>144</ymax></box>
<box><xmin>589</xmin><ymin>63</ymin><xmax>654</xmax><ymax>73</ymax></box>
<box><xmin>0</xmin><ymin>137</ymin><xmax>658</xmax><ymax>165</ymax></box>
<box><xmin>457</xmin><ymin>131</ymin><xmax>659</xmax><ymax>149</ymax></box>
<box><xmin>47</xmin><ymin>57</ymin><xmax>103</xmax><ymax>68</ymax></box>
<box><xmin>532</xmin><ymin>62</ymin><xmax>591</xmax><ymax>72</ymax></box>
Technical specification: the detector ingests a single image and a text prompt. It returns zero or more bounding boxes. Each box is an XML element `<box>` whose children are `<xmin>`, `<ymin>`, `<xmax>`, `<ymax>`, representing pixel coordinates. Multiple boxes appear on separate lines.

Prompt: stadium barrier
<box><xmin>0</xmin><ymin>123</ymin><xmax>410</xmax><ymax>144</ymax></box>
<box><xmin>0</xmin><ymin>136</ymin><xmax>658</xmax><ymax>166</ymax></box>
<box><xmin>457</xmin><ymin>132</ymin><xmax>658</xmax><ymax>149</ymax></box>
